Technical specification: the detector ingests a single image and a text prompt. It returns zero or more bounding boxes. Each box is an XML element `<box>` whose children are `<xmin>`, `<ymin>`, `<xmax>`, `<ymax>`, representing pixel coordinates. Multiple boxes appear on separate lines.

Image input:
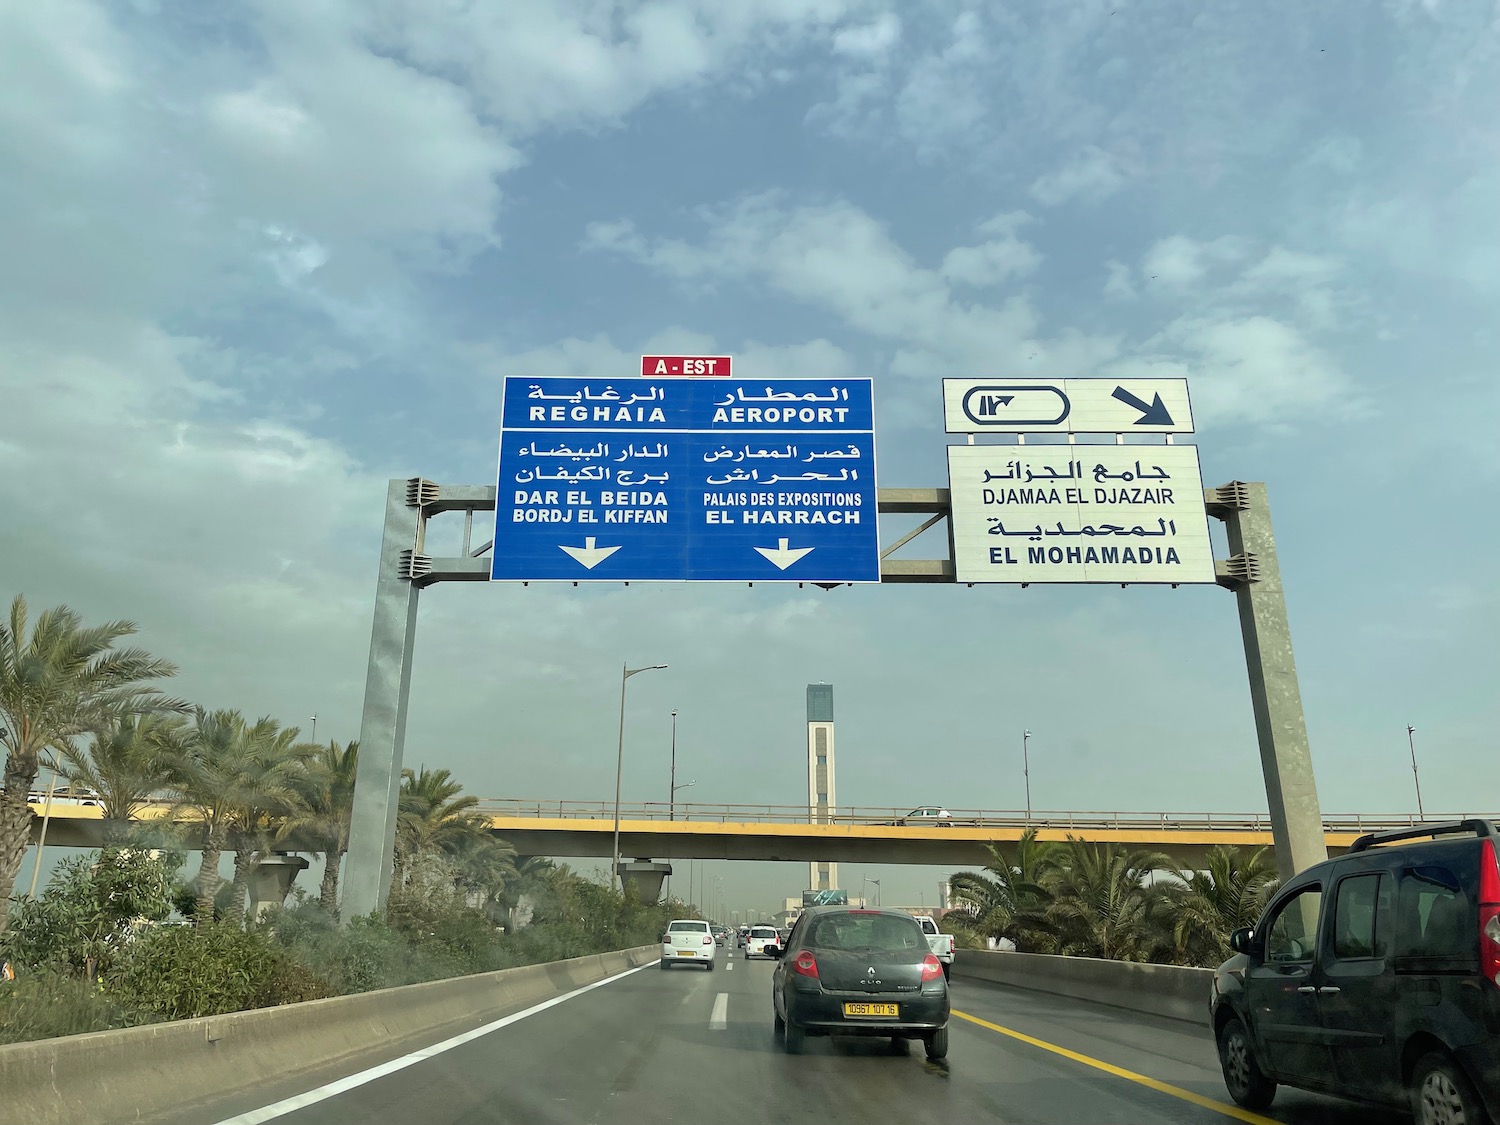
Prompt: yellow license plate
<box><xmin>676</xmin><ymin>950</ymin><xmax>695</xmax><ymax>956</ymax></box>
<box><xmin>843</xmin><ymin>1003</ymin><xmax>898</xmax><ymax>1017</ymax></box>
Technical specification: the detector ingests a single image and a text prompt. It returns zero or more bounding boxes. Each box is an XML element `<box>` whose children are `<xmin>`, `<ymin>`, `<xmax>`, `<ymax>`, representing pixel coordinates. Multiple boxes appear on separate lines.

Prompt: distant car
<box><xmin>898</xmin><ymin>806</ymin><xmax>953</xmax><ymax>826</ymax></box>
<box><xmin>767</xmin><ymin>906</ymin><xmax>950</xmax><ymax>1058</ymax></box>
<box><xmin>745</xmin><ymin>925</ymin><xmax>781</xmax><ymax>959</ymax></box>
<box><xmin>661</xmin><ymin>919</ymin><xmax>718</xmax><ymax>970</ymax></box>
<box><xmin>737</xmin><ymin>926</ymin><xmax>750</xmax><ymax>948</ymax></box>
<box><xmin>712</xmin><ymin>926</ymin><xmax>730</xmax><ymax>946</ymax></box>
<box><xmin>1211</xmin><ymin>820</ymin><xmax>1500</xmax><ymax>1123</ymax></box>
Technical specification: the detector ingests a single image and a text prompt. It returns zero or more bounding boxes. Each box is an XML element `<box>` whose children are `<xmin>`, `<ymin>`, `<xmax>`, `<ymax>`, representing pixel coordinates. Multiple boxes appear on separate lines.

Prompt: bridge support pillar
<box><xmin>343</xmin><ymin>479</ymin><xmax>427</xmax><ymax>921</ymax></box>
<box><xmin>616</xmin><ymin>860</ymin><xmax>672</xmax><ymax>904</ymax></box>
<box><xmin>1208</xmin><ymin>481</ymin><xmax>1327</xmax><ymax>882</ymax></box>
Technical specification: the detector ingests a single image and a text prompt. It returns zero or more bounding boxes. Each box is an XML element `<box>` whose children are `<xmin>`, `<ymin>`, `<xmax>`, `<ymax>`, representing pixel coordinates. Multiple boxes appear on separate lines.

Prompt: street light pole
<box><xmin>1023</xmin><ymin>729</ymin><xmax>1032</xmax><ymax>820</ymax></box>
<box><xmin>870</xmin><ymin>879</ymin><xmax>880</xmax><ymax>908</ymax></box>
<box><xmin>1407</xmin><ymin>725</ymin><xmax>1425</xmax><ymax>820</ymax></box>
<box><xmin>669</xmin><ymin>709</ymin><xmax>678</xmax><ymax>820</ymax></box>
<box><xmin>613</xmin><ymin>662</ymin><xmax>667</xmax><ymax>894</ymax></box>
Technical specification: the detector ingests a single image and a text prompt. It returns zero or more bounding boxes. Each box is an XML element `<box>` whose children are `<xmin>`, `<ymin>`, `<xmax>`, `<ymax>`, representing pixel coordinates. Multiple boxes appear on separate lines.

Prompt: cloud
<box><xmin>940</xmin><ymin>211</ymin><xmax>1042</xmax><ymax>287</ymax></box>
<box><xmin>341</xmin><ymin>0</ymin><xmax>859</xmax><ymax>135</ymax></box>
<box><xmin>1103</xmin><ymin>260</ymin><xmax>1136</xmax><ymax>301</ymax></box>
<box><xmin>1029</xmin><ymin>146</ymin><xmax>1128</xmax><ymax>206</ymax></box>
<box><xmin>832</xmin><ymin>12</ymin><xmax>901</xmax><ymax>56</ymax></box>
<box><xmin>1132</xmin><ymin>314</ymin><xmax>1350</xmax><ymax>427</ymax></box>
<box><xmin>584</xmin><ymin>195</ymin><xmax>1107</xmax><ymax>376</ymax></box>
<box><xmin>1141</xmin><ymin>235</ymin><xmax>1252</xmax><ymax>288</ymax></box>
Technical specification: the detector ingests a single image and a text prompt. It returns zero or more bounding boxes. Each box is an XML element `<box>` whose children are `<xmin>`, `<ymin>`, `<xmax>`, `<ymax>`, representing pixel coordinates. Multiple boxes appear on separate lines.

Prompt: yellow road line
<box><xmin>952</xmin><ymin>1009</ymin><xmax>1280</xmax><ymax>1125</ymax></box>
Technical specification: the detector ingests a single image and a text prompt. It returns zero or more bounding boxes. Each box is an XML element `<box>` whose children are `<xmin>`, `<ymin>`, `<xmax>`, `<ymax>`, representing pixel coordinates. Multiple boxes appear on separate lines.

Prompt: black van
<box><xmin>1209</xmin><ymin>820</ymin><xmax>1500</xmax><ymax>1124</ymax></box>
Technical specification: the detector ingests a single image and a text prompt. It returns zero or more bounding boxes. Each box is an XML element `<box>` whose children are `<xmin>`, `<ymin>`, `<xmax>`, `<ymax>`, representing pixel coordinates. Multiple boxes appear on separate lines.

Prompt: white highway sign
<box><xmin>943</xmin><ymin>378</ymin><xmax>1194</xmax><ymax>434</ymax></box>
<box><xmin>947</xmin><ymin>444</ymin><xmax>1215</xmax><ymax>584</ymax></box>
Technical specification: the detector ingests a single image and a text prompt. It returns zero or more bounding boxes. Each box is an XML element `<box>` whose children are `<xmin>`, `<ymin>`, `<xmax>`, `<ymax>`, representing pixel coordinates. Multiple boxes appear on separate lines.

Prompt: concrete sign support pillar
<box><xmin>343</xmin><ymin>479</ymin><xmax>430</xmax><ymax>920</ymax></box>
<box><xmin>1206</xmin><ymin>481</ymin><xmax>1327</xmax><ymax>882</ymax></box>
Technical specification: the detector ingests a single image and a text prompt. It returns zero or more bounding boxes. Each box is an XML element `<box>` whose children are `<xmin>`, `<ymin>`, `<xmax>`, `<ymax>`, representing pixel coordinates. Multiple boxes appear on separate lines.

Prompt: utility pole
<box><xmin>1023</xmin><ymin>729</ymin><xmax>1032</xmax><ymax>820</ymax></box>
<box><xmin>1407</xmin><ymin>725</ymin><xmax>1426</xmax><ymax>819</ymax></box>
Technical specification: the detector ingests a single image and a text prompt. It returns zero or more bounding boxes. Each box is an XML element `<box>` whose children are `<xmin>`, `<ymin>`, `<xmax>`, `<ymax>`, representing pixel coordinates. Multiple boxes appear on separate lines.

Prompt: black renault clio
<box><xmin>1210</xmin><ymin>820</ymin><xmax>1500</xmax><ymax>1124</ymax></box>
<box><xmin>767</xmin><ymin>906</ymin><xmax>950</xmax><ymax>1058</ymax></box>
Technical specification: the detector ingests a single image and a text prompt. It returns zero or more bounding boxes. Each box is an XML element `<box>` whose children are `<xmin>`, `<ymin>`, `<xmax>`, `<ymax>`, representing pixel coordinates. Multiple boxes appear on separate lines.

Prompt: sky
<box><xmin>4</xmin><ymin>0</ymin><xmax>1498</xmax><ymax>916</ymax></box>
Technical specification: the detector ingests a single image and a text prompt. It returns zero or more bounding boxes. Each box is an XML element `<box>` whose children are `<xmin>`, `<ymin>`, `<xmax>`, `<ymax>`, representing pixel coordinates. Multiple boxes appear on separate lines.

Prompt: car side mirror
<box><xmin>1229</xmin><ymin>927</ymin><xmax>1255</xmax><ymax>956</ymax></box>
<box><xmin>764</xmin><ymin>944</ymin><xmax>784</xmax><ymax>958</ymax></box>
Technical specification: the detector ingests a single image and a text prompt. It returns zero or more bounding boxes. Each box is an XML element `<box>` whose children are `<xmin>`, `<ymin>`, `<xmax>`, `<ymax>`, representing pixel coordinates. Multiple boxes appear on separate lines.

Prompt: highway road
<box><xmin>152</xmin><ymin>949</ymin><xmax>1410</xmax><ymax>1125</ymax></box>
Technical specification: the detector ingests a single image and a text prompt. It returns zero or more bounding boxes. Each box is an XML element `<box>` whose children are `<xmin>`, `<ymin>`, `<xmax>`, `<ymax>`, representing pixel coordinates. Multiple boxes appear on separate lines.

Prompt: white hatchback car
<box><xmin>661</xmin><ymin>919</ymin><xmax>717</xmax><ymax>970</ymax></box>
<box><xmin>744</xmin><ymin>925</ymin><xmax>781</xmax><ymax>959</ymax></box>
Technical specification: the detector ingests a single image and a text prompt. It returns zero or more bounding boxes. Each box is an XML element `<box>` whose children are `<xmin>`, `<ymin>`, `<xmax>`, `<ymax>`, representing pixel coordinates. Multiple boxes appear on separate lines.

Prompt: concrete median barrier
<box><xmin>0</xmin><ymin>944</ymin><xmax>658</xmax><ymax>1125</ymax></box>
<box><xmin>953</xmin><ymin>948</ymin><xmax>1213</xmax><ymax>1024</ymax></box>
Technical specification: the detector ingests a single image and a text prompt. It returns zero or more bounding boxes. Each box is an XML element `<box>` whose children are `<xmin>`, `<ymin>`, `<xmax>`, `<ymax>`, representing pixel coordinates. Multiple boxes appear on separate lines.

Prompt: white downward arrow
<box><xmin>558</xmin><ymin>537</ymin><xmax>622</xmax><ymax>569</ymax></box>
<box><xmin>754</xmin><ymin>538</ymin><xmax>814</xmax><ymax>570</ymax></box>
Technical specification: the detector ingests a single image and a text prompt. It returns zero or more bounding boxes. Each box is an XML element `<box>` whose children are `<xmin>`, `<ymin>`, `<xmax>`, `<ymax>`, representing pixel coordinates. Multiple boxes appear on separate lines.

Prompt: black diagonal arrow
<box><xmin>1111</xmin><ymin>386</ymin><xmax>1174</xmax><ymax>426</ymax></box>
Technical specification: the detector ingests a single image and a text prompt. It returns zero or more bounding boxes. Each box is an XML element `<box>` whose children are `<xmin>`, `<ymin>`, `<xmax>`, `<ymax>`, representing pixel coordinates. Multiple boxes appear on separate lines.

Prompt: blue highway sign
<box><xmin>492</xmin><ymin>377</ymin><xmax>880</xmax><ymax>582</ymax></box>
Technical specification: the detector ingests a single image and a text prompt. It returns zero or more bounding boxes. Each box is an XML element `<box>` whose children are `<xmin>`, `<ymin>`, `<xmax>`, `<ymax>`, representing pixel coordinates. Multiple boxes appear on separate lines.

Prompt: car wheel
<box><xmin>1411</xmin><ymin>1053</ymin><xmax>1490</xmax><ymax>1125</ymax></box>
<box><xmin>941</xmin><ymin>962</ymin><xmax>951</xmax><ymax>982</ymax></box>
<box><xmin>773</xmin><ymin>1008</ymin><xmax>785</xmax><ymax>1035</ymax></box>
<box><xmin>706</xmin><ymin>958</ymin><xmax>715</xmax><ymax>971</ymax></box>
<box><xmin>783</xmin><ymin>1020</ymin><xmax>805</xmax><ymax>1054</ymax></box>
<box><xmin>659</xmin><ymin>959</ymin><xmax>671</xmax><ymax>970</ymax></box>
<box><xmin>924</xmin><ymin>1025</ymin><xmax>949</xmax><ymax>1060</ymax></box>
<box><xmin>1217</xmin><ymin>1017</ymin><xmax>1276</xmax><ymax>1110</ymax></box>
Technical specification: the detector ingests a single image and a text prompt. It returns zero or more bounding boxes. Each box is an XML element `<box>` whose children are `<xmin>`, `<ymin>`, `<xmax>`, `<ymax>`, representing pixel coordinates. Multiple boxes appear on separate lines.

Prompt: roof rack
<box><xmin>1348</xmin><ymin>819</ymin><xmax>1498</xmax><ymax>853</ymax></box>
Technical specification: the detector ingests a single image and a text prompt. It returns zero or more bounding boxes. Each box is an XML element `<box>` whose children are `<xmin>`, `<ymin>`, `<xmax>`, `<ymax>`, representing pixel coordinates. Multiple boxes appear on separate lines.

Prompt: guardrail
<box><xmin>476</xmin><ymin>798</ymin><xmax>1488</xmax><ymax>833</ymax></box>
<box><xmin>953</xmin><ymin>948</ymin><xmax>1214</xmax><ymax>1024</ymax></box>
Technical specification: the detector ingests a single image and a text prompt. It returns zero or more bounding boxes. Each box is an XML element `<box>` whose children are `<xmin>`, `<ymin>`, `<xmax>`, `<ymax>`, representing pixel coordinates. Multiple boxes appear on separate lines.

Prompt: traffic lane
<box><xmin>949</xmin><ymin>978</ymin><xmax>1409</xmax><ymax>1125</ymax></box>
<box><xmin>151</xmin><ymin>947</ymin><xmax>1402</xmax><ymax>1125</ymax></box>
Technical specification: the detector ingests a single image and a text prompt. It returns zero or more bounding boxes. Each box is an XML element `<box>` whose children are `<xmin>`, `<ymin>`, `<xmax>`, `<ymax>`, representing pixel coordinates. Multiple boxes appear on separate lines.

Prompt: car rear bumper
<box><xmin>662</xmin><ymin>947</ymin><xmax>714</xmax><ymax>961</ymax></box>
<box><xmin>785</xmin><ymin>990</ymin><xmax>949</xmax><ymax>1036</ymax></box>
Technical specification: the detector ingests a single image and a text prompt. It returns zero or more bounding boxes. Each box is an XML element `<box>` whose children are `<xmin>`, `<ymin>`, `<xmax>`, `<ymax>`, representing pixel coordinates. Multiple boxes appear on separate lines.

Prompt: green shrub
<box><xmin>1</xmin><ymin>848</ymin><xmax>177</xmax><ymax>980</ymax></box>
<box><xmin>112</xmin><ymin>923</ymin><xmax>328</xmax><ymax>1021</ymax></box>
<box><xmin>0</xmin><ymin>967</ymin><xmax>142</xmax><ymax>1044</ymax></box>
<box><xmin>267</xmin><ymin>905</ymin><xmax>421</xmax><ymax>993</ymax></box>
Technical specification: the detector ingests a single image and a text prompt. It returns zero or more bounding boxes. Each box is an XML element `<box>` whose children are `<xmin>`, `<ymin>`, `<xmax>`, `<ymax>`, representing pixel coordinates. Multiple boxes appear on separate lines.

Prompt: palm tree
<box><xmin>1036</xmin><ymin>837</ymin><xmax>1180</xmax><ymax>962</ymax></box>
<box><xmin>167</xmin><ymin>709</ymin><xmax>310</xmax><ymax>925</ymax></box>
<box><xmin>449</xmin><ymin>832</ymin><xmax>519</xmax><ymax>920</ymax></box>
<box><xmin>53</xmin><ymin>713</ymin><xmax>185</xmax><ymax>843</ymax></box>
<box><xmin>282</xmin><ymin>740</ymin><xmax>359</xmax><ymax>913</ymax></box>
<box><xmin>946</xmin><ymin>830</ymin><xmax>1059</xmax><ymax>951</ymax></box>
<box><xmin>224</xmin><ymin>723</ymin><xmax>317</xmax><ymax>920</ymax></box>
<box><xmin>0</xmin><ymin>596</ymin><xmax>184</xmax><ymax>933</ymax></box>
<box><xmin>1161</xmin><ymin>845</ymin><xmax>1280</xmax><ymax>965</ymax></box>
<box><xmin>394</xmin><ymin>767</ymin><xmax>486</xmax><ymax>883</ymax></box>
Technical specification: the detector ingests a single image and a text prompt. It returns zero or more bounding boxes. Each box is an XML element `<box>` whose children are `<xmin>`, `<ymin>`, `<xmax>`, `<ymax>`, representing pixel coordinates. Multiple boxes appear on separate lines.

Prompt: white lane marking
<box><xmin>709</xmin><ymin>993</ymin><xmax>729</xmax><ymax>1031</ymax></box>
<box><xmin>210</xmin><ymin>962</ymin><xmax>653</xmax><ymax>1124</ymax></box>
<box><xmin>725</xmin><ymin>960</ymin><xmax>733</xmax><ymax>970</ymax></box>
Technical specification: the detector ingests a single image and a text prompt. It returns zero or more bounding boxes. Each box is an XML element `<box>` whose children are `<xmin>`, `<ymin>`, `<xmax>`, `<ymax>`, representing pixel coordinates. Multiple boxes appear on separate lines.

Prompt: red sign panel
<box><xmin>640</xmin><ymin>355</ymin><xmax>733</xmax><ymax>377</ymax></box>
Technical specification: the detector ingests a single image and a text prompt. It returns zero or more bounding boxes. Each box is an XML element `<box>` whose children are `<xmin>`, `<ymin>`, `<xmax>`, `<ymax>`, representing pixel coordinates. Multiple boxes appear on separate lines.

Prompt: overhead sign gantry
<box><xmin>342</xmin><ymin>363</ymin><xmax>1326</xmax><ymax>920</ymax></box>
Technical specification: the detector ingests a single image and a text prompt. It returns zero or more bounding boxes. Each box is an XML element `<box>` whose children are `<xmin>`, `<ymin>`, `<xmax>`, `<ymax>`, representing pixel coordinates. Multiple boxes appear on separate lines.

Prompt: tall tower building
<box><xmin>807</xmin><ymin>683</ymin><xmax>837</xmax><ymax>893</ymax></box>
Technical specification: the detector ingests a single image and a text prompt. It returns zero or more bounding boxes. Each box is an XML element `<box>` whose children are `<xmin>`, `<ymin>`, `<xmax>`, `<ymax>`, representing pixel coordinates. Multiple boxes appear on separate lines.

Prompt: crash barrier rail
<box><xmin>0</xmin><ymin>944</ymin><xmax>659</xmax><ymax>1125</ymax></box>
<box><xmin>953</xmin><ymin>948</ymin><xmax>1214</xmax><ymax>1024</ymax></box>
<box><xmin>476</xmin><ymin>798</ymin><xmax>1487</xmax><ymax>833</ymax></box>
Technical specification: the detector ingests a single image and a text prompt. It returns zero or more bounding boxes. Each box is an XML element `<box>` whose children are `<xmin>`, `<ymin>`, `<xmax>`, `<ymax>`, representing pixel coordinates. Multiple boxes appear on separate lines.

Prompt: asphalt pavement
<box><xmin>148</xmin><ymin>947</ymin><xmax>1411</xmax><ymax>1125</ymax></box>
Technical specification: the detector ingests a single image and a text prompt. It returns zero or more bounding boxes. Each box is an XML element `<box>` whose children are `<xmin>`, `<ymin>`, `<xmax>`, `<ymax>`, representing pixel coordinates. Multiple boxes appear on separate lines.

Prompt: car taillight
<box><xmin>703</xmin><ymin>934</ymin><xmax>713</xmax><ymax>945</ymax></box>
<box><xmin>1480</xmin><ymin>840</ymin><xmax>1500</xmax><ymax>987</ymax></box>
<box><xmin>793</xmin><ymin>951</ymin><xmax>819</xmax><ymax>978</ymax></box>
<box><xmin>921</xmin><ymin>954</ymin><xmax>943</xmax><ymax>982</ymax></box>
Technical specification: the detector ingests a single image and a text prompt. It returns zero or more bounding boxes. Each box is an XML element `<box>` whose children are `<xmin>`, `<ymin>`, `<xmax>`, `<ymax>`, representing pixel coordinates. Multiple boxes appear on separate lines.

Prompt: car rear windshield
<box><xmin>668</xmin><ymin>921</ymin><xmax>710</xmax><ymax>933</ymax></box>
<box><xmin>750</xmin><ymin>927</ymin><xmax>778</xmax><ymax>938</ymax></box>
<box><xmin>808</xmin><ymin>913</ymin><xmax>924</xmax><ymax>952</ymax></box>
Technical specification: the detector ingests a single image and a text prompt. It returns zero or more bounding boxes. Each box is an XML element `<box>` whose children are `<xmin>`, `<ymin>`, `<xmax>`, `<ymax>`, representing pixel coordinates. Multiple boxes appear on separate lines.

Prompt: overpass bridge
<box><xmin>473</xmin><ymin>799</ymin><xmax>1477</xmax><ymax>867</ymax></box>
<box><xmin>31</xmin><ymin>796</ymin><xmax>1482</xmax><ymax>868</ymax></box>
